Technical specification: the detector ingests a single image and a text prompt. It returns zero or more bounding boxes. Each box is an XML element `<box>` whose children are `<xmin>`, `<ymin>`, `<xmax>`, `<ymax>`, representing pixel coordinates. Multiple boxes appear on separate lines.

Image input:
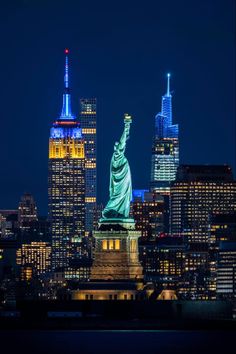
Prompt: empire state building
<box><xmin>48</xmin><ymin>49</ymin><xmax>85</xmax><ymax>271</ymax></box>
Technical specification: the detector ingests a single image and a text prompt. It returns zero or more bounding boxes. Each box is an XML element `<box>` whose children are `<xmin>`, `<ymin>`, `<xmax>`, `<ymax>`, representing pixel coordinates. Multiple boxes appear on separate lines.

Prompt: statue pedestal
<box><xmin>71</xmin><ymin>220</ymin><xmax>144</xmax><ymax>300</ymax></box>
<box><xmin>90</xmin><ymin>227</ymin><xmax>143</xmax><ymax>281</ymax></box>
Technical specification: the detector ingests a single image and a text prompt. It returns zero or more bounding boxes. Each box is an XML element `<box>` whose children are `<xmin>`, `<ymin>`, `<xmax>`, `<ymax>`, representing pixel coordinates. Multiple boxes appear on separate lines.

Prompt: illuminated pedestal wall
<box><xmin>72</xmin><ymin>227</ymin><xmax>145</xmax><ymax>300</ymax></box>
<box><xmin>90</xmin><ymin>229</ymin><xmax>143</xmax><ymax>281</ymax></box>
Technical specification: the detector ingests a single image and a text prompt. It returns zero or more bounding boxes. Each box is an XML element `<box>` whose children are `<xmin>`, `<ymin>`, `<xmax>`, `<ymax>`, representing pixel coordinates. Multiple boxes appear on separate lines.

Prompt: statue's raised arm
<box><xmin>118</xmin><ymin>114</ymin><xmax>131</xmax><ymax>151</ymax></box>
<box><xmin>101</xmin><ymin>114</ymin><xmax>133</xmax><ymax>220</ymax></box>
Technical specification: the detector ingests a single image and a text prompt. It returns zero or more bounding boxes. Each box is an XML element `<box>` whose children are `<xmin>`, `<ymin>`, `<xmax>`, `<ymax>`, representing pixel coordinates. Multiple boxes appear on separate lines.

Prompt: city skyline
<box><xmin>0</xmin><ymin>0</ymin><xmax>235</xmax><ymax>215</ymax></box>
<box><xmin>1</xmin><ymin>2</ymin><xmax>236</xmax><ymax>342</ymax></box>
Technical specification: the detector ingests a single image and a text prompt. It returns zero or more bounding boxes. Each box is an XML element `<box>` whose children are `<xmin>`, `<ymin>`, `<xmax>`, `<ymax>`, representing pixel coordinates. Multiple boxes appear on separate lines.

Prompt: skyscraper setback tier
<box><xmin>48</xmin><ymin>50</ymin><xmax>85</xmax><ymax>271</ymax></box>
<box><xmin>150</xmin><ymin>74</ymin><xmax>179</xmax><ymax>195</ymax></box>
<box><xmin>80</xmin><ymin>98</ymin><xmax>97</xmax><ymax>236</ymax></box>
<box><xmin>170</xmin><ymin>165</ymin><xmax>236</xmax><ymax>243</ymax></box>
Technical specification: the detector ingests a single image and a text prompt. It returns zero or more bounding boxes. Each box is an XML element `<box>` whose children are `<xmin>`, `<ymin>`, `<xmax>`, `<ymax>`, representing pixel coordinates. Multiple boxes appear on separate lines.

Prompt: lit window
<box><xmin>115</xmin><ymin>240</ymin><xmax>120</xmax><ymax>250</ymax></box>
<box><xmin>109</xmin><ymin>240</ymin><xmax>114</xmax><ymax>250</ymax></box>
<box><xmin>102</xmin><ymin>240</ymin><xmax>108</xmax><ymax>250</ymax></box>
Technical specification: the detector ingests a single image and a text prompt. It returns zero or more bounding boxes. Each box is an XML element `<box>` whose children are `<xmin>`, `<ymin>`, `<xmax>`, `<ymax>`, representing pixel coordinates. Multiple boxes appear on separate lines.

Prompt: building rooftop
<box><xmin>176</xmin><ymin>165</ymin><xmax>234</xmax><ymax>182</ymax></box>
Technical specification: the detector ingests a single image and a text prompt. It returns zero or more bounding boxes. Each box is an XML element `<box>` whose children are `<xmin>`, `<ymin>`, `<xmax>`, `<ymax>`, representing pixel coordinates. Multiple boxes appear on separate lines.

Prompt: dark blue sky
<box><xmin>0</xmin><ymin>0</ymin><xmax>235</xmax><ymax>215</ymax></box>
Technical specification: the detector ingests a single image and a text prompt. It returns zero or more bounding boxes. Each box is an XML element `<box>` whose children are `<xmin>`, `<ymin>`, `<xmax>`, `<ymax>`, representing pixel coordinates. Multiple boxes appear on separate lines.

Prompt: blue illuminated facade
<box><xmin>155</xmin><ymin>73</ymin><xmax>178</xmax><ymax>139</ymax></box>
<box><xmin>50</xmin><ymin>126</ymin><xmax>82</xmax><ymax>139</ymax></box>
<box><xmin>132</xmin><ymin>189</ymin><xmax>149</xmax><ymax>202</ymax></box>
<box><xmin>150</xmin><ymin>74</ymin><xmax>179</xmax><ymax>194</ymax></box>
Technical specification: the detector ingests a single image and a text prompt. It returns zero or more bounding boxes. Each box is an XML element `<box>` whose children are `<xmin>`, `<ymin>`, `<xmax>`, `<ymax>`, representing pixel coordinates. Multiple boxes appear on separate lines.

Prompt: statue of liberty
<box><xmin>101</xmin><ymin>114</ymin><xmax>133</xmax><ymax>220</ymax></box>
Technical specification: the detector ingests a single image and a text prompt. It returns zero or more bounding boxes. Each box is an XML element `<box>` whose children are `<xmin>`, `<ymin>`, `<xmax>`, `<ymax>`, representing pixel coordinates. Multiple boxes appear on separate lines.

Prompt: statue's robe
<box><xmin>102</xmin><ymin>125</ymin><xmax>132</xmax><ymax>219</ymax></box>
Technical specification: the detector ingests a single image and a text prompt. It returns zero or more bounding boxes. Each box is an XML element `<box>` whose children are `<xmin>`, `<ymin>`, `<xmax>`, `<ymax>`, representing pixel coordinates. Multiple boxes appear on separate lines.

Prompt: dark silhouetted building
<box><xmin>0</xmin><ymin>210</ymin><xmax>18</xmax><ymax>239</ymax></box>
<box><xmin>18</xmin><ymin>193</ymin><xmax>38</xmax><ymax>229</ymax></box>
<box><xmin>178</xmin><ymin>243</ymin><xmax>212</xmax><ymax>300</ymax></box>
<box><xmin>210</xmin><ymin>213</ymin><xmax>236</xmax><ymax>246</ymax></box>
<box><xmin>139</xmin><ymin>237</ymin><xmax>185</xmax><ymax>293</ymax></box>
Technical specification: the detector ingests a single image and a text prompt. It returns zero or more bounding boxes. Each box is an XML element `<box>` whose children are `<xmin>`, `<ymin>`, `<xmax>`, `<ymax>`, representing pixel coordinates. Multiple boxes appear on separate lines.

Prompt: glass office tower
<box><xmin>150</xmin><ymin>74</ymin><xmax>179</xmax><ymax>195</ymax></box>
<box><xmin>48</xmin><ymin>50</ymin><xmax>85</xmax><ymax>271</ymax></box>
<box><xmin>80</xmin><ymin>98</ymin><xmax>97</xmax><ymax>236</ymax></box>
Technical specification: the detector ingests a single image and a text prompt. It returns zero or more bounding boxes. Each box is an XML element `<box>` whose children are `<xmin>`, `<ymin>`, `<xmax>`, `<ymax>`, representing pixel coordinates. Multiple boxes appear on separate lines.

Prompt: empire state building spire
<box><xmin>60</xmin><ymin>48</ymin><xmax>75</xmax><ymax>119</ymax></box>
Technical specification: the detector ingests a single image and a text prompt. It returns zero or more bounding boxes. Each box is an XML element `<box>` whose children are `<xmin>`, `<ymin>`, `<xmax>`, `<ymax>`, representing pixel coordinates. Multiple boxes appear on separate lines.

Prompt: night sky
<box><xmin>0</xmin><ymin>0</ymin><xmax>235</xmax><ymax>215</ymax></box>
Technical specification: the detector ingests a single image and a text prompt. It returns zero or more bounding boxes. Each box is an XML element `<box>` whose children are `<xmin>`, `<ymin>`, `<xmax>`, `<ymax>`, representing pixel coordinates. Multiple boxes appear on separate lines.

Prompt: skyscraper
<box><xmin>80</xmin><ymin>98</ymin><xmax>97</xmax><ymax>236</ymax></box>
<box><xmin>150</xmin><ymin>74</ymin><xmax>179</xmax><ymax>195</ymax></box>
<box><xmin>48</xmin><ymin>49</ymin><xmax>85</xmax><ymax>271</ymax></box>
<box><xmin>170</xmin><ymin>165</ymin><xmax>236</xmax><ymax>243</ymax></box>
<box><xmin>169</xmin><ymin>165</ymin><xmax>236</xmax><ymax>300</ymax></box>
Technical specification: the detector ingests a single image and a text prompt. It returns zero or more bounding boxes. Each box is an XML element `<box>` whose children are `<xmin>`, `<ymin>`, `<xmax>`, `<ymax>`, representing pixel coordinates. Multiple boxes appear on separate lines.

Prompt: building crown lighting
<box><xmin>60</xmin><ymin>48</ymin><xmax>75</xmax><ymax>120</ymax></box>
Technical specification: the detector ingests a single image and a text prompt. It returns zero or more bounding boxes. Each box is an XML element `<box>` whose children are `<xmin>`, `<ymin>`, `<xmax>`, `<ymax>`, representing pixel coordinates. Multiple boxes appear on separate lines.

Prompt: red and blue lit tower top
<box><xmin>50</xmin><ymin>49</ymin><xmax>82</xmax><ymax>139</ymax></box>
<box><xmin>60</xmin><ymin>48</ymin><xmax>75</xmax><ymax>120</ymax></box>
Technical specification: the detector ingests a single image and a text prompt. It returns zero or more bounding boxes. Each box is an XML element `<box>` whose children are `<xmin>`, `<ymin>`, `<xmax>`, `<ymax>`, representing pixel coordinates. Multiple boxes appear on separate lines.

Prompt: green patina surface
<box><xmin>101</xmin><ymin>115</ymin><xmax>133</xmax><ymax>220</ymax></box>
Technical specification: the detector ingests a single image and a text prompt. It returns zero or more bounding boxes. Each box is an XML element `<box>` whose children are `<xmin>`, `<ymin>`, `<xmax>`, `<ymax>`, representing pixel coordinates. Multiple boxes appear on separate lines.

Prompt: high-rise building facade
<box><xmin>170</xmin><ymin>165</ymin><xmax>236</xmax><ymax>243</ymax></box>
<box><xmin>16</xmin><ymin>241</ymin><xmax>51</xmax><ymax>279</ymax></box>
<box><xmin>80</xmin><ymin>98</ymin><xmax>97</xmax><ymax>236</ymax></box>
<box><xmin>217</xmin><ymin>241</ymin><xmax>236</xmax><ymax>300</ymax></box>
<box><xmin>208</xmin><ymin>213</ymin><xmax>236</xmax><ymax>300</ymax></box>
<box><xmin>150</xmin><ymin>74</ymin><xmax>179</xmax><ymax>195</ymax></box>
<box><xmin>139</xmin><ymin>237</ymin><xmax>185</xmax><ymax>288</ymax></box>
<box><xmin>18</xmin><ymin>193</ymin><xmax>38</xmax><ymax>229</ymax></box>
<box><xmin>48</xmin><ymin>50</ymin><xmax>85</xmax><ymax>271</ymax></box>
<box><xmin>178</xmin><ymin>244</ymin><xmax>211</xmax><ymax>300</ymax></box>
<box><xmin>131</xmin><ymin>190</ymin><xmax>166</xmax><ymax>239</ymax></box>
<box><xmin>170</xmin><ymin>166</ymin><xmax>236</xmax><ymax>300</ymax></box>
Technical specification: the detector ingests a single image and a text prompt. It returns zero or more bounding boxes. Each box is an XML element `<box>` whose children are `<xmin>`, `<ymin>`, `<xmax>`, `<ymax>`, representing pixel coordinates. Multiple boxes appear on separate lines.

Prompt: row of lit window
<box><xmin>102</xmin><ymin>239</ymin><xmax>120</xmax><ymax>250</ymax></box>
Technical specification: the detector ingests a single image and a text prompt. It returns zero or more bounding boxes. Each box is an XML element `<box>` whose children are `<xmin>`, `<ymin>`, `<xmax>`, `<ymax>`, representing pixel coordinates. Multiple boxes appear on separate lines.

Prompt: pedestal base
<box><xmin>71</xmin><ymin>280</ymin><xmax>145</xmax><ymax>300</ymax></box>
